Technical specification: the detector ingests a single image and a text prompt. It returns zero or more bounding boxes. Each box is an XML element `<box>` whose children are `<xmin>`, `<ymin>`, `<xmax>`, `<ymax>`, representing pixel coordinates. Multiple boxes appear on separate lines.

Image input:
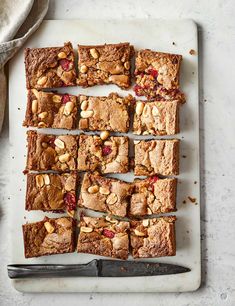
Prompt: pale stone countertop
<box><xmin>0</xmin><ymin>0</ymin><xmax>234</xmax><ymax>305</ymax></box>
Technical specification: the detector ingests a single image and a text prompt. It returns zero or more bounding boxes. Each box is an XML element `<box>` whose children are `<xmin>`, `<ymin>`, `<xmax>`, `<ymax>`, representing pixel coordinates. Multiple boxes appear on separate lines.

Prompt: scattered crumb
<box><xmin>183</xmin><ymin>200</ymin><xmax>186</xmax><ymax>204</ymax></box>
<box><xmin>182</xmin><ymin>155</ymin><xmax>187</xmax><ymax>158</ymax></box>
<box><xmin>195</xmin><ymin>203</ymin><xmax>198</xmax><ymax>205</ymax></box>
<box><xmin>19</xmin><ymin>188</ymin><xmax>22</xmax><ymax>191</ymax></box>
<box><xmin>204</xmin><ymin>99</ymin><xmax>207</xmax><ymax>102</ymax></box>
<box><xmin>8</xmin><ymin>197</ymin><xmax>10</xmax><ymax>200</ymax></box>
<box><xmin>12</xmin><ymin>156</ymin><xmax>14</xmax><ymax>159</ymax></box>
<box><xmin>24</xmin><ymin>216</ymin><xmax>26</xmax><ymax>220</ymax></box>
<box><xmin>186</xmin><ymin>230</ymin><xmax>189</xmax><ymax>234</ymax></box>
<box><xmin>18</xmin><ymin>107</ymin><xmax>21</xmax><ymax>110</ymax></box>
<box><xmin>192</xmin><ymin>71</ymin><xmax>195</xmax><ymax>75</ymax></box>
<box><xmin>222</xmin><ymin>174</ymin><xmax>225</xmax><ymax>176</ymax></box>
<box><xmin>188</xmin><ymin>196</ymin><xmax>196</xmax><ymax>203</ymax></box>
<box><xmin>189</xmin><ymin>49</ymin><xmax>196</xmax><ymax>55</ymax></box>
<box><xmin>172</xmin><ymin>42</ymin><xmax>176</xmax><ymax>45</ymax></box>
<box><xmin>194</xmin><ymin>181</ymin><xmax>197</xmax><ymax>184</ymax></box>
<box><xmin>181</xmin><ymin>136</ymin><xmax>184</xmax><ymax>139</ymax></box>
<box><xmin>23</xmin><ymin>170</ymin><xmax>28</xmax><ymax>175</ymax></box>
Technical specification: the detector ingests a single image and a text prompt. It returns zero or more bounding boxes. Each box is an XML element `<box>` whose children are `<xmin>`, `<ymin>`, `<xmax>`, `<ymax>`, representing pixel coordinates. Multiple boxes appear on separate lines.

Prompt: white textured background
<box><xmin>0</xmin><ymin>0</ymin><xmax>234</xmax><ymax>305</ymax></box>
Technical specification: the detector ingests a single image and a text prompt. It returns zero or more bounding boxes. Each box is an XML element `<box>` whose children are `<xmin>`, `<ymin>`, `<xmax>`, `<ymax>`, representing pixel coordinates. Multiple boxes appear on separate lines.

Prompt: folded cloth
<box><xmin>0</xmin><ymin>0</ymin><xmax>49</xmax><ymax>132</ymax></box>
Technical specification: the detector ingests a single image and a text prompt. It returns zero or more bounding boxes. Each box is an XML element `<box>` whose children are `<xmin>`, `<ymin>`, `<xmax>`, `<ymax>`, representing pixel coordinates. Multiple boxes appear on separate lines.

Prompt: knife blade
<box><xmin>8</xmin><ymin>260</ymin><xmax>190</xmax><ymax>279</ymax></box>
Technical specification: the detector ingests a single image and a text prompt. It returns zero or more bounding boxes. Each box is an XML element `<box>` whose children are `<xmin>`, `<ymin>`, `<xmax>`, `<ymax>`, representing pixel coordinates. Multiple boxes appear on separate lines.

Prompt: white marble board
<box><xmin>8</xmin><ymin>19</ymin><xmax>200</xmax><ymax>292</ymax></box>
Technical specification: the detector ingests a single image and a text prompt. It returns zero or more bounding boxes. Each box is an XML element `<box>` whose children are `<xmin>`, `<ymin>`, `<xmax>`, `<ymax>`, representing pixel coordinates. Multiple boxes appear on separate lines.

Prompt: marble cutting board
<box><xmin>8</xmin><ymin>19</ymin><xmax>200</xmax><ymax>292</ymax></box>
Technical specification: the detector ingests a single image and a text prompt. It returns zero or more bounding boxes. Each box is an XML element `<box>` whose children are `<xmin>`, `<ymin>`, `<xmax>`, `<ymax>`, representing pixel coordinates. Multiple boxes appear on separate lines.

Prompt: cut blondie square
<box><xmin>134</xmin><ymin>139</ymin><xmax>180</xmax><ymax>176</ymax></box>
<box><xmin>26</xmin><ymin>131</ymin><xmax>78</xmax><ymax>171</ymax></box>
<box><xmin>26</xmin><ymin>173</ymin><xmax>77</xmax><ymax>214</ymax></box>
<box><xmin>134</xmin><ymin>49</ymin><xmax>185</xmax><ymax>102</ymax></box>
<box><xmin>23</xmin><ymin>90</ymin><xmax>78</xmax><ymax>129</ymax></box>
<box><xmin>130</xmin><ymin>216</ymin><xmax>176</xmax><ymax>258</ymax></box>
<box><xmin>78</xmin><ymin>93</ymin><xmax>133</xmax><ymax>133</ymax></box>
<box><xmin>77</xmin><ymin>216</ymin><xmax>129</xmax><ymax>260</ymax></box>
<box><xmin>23</xmin><ymin>217</ymin><xmax>76</xmax><ymax>258</ymax></box>
<box><xmin>79</xmin><ymin>173</ymin><xmax>133</xmax><ymax>217</ymax></box>
<box><xmin>77</xmin><ymin>134</ymin><xmax>129</xmax><ymax>174</ymax></box>
<box><xmin>133</xmin><ymin>100</ymin><xmax>179</xmax><ymax>136</ymax></box>
<box><xmin>130</xmin><ymin>176</ymin><xmax>177</xmax><ymax>216</ymax></box>
<box><xmin>77</xmin><ymin>43</ymin><xmax>133</xmax><ymax>89</ymax></box>
<box><xmin>25</xmin><ymin>42</ymin><xmax>76</xmax><ymax>89</ymax></box>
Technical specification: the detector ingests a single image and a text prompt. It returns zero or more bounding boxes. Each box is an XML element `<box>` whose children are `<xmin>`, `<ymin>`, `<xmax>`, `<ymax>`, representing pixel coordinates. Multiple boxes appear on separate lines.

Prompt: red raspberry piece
<box><xmin>148</xmin><ymin>69</ymin><xmax>158</xmax><ymax>78</ymax></box>
<box><xmin>149</xmin><ymin>176</ymin><xmax>159</xmax><ymax>192</ymax></box>
<box><xmin>102</xmin><ymin>146</ymin><xmax>112</xmax><ymax>156</ymax></box>
<box><xmin>62</xmin><ymin>94</ymin><xmax>70</xmax><ymax>104</ymax></box>
<box><xmin>133</xmin><ymin>85</ymin><xmax>143</xmax><ymax>96</ymax></box>
<box><xmin>103</xmin><ymin>228</ymin><xmax>115</xmax><ymax>238</ymax></box>
<box><xmin>48</xmin><ymin>136</ymin><xmax>56</xmax><ymax>148</ymax></box>
<box><xmin>60</xmin><ymin>59</ymin><xmax>72</xmax><ymax>71</ymax></box>
<box><xmin>64</xmin><ymin>192</ymin><xmax>76</xmax><ymax>211</ymax></box>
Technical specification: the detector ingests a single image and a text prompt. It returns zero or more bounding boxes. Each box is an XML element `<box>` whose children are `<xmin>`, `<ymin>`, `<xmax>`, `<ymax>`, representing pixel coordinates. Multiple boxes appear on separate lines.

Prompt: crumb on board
<box><xmin>183</xmin><ymin>200</ymin><xmax>186</xmax><ymax>204</ymax></box>
<box><xmin>194</xmin><ymin>181</ymin><xmax>197</xmax><ymax>184</ymax></box>
<box><xmin>172</xmin><ymin>42</ymin><xmax>176</xmax><ymax>45</ymax></box>
<box><xmin>189</xmin><ymin>49</ymin><xmax>196</xmax><ymax>55</ymax></box>
<box><xmin>182</xmin><ymin>155</ymin><xmax>187</xmax><ymax>158</ymax></box>
<box><xmin>188</xmin><ymin>196</ymin><xmax>197</xmax><ymax>203</ymax></box>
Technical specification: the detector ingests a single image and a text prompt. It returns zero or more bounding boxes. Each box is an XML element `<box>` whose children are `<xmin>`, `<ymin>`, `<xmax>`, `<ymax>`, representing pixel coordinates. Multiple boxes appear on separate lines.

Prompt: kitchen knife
<box><xmin>8</xmin><ymin>260</ymin><xmax>190</xmax><ymax>279</ymax></box>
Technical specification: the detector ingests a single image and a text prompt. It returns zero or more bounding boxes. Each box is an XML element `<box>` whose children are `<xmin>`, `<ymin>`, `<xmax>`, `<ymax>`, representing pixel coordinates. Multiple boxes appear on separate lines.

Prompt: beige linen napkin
<box><xmin>0</xmin><ymin>0</ymin><xmax>49</xmax><ymax>132</ymax></box>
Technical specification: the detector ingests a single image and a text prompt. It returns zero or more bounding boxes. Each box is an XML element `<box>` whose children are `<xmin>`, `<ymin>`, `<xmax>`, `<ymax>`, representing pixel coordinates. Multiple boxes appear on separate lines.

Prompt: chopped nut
<box><xmin>99</xmin><ymin>187</ymin><xmax>110</xmax><ymax>195</ymax></box>
<box><xmin>58</xmin><ymin>51</ymin><xmax>67</xmax><ymax>59</ymax></box>
<box><xmin>124</xmin><ymin>61</ymin><xmax>130</xmax><ymax>70</ymax></box>
<box><xmin>54</xmin><ymin>138</ymin><xmax>65</xmax><ymax>149</ymax></box>
<box><xmin>104</xmin><ymin>140</ymin><xmax>113</xmax><ymax>146</ymax></box>
<box><xmin>36</xmin><ymin>175</ymin><xmax>44</xmax><ymax>188</ymax></box>
<box><xmin>81</xmin><ymin>110</ymin><xmax>94</xmax><ymax>118</ymax></box>
<box><xmin>108</xmin><ymin>74</ymin><xmax>128</xmax><ymax>85</ymax></box>
<box><xmin>142</xmin><ymin>219</ymin><xmax>149</xmax><ymax>227</ymax></box>
<box><xmin>52</xmin><ymin>95</ymin><xmax>62</xmax><ymax>103</ymax></box>
<box><xmin>80</xmin><ymin>65</ymin><xmax>88</xmax><ymax>73</ymax></box>
<box><xmin>44</xmin><ymin>222</ymin><xmax>55</xmax><ymax>233</ymax></box>
<box><xmin>37</xmin><ymin>76</ymin><xmax>47</xmax><ymax>86</ymax></box>
<box><xmin>90</xmin><ymin>48</ymin><xmax>99</xmax><ymax>59</ymax></box>
<box><xmin>38</xmin><ymin>111</ymin><xmax>48</xmax><ymax>119</ymax></box>
<box><xmin>134</xmin><ymin>229</ymin><xmax>145</xmax><ymax>236</ymax></box>
<box><xmin>67</xmin><ymin>210</ymin><xmax>75</xmax><ymax>218</ymax></box>
<box><xmin>143</xmin><ymin>131</ymin><xmax>149</xmax><ymax>135</ymax></box>
<box><xmin>59</xmin><ymin>153</ymin><xmax>70</xmax><ymax>163</ymax></box>
<box><xmin>100</xmin><ymin>131</ymin><xmax>110</xmax><ymax>140</ymax></box>
<box><xmin>80</xmin><ymin>226</ymin><xmax>93</xmax><ymax>233</ymax></box>
<box><xmin>31</xmin><ymin>89</ymin><xmax>39</xmax><ymax>99</ymax></box>
<box><xmin>136</xmin><ymin>102</ymin><xmax>144</xmax><ymax>115</ymax></box>
<box><xmin>41</xmin><ymin>142</ymin><xmax>48</xmax><ymax>148</ymax></box>
<box><xmin>88</xmin><ymin>185</ymin><xmax>99</xmax><ymax>194</ymax></box>
<box><xmin>152</xmin><ymin>106</ymin><xmax>159</xmax><ymax>116</ymax></box>
<box><xmin>106</xmin><ymin>193</ymin><xmax>118</xmax><ymax>205</ymax></box>
<box><xmin>80</xmin><ymin>100</ymin><xmax>88</xmax><ymax>111</ymax></box>
<box><xmin>38</xmin><ymin>122</ymin><xmax>47</xmax><ymax>128</ymax></box>
<box><xmin>147</xmin><ymin>208</ymin><xmax>152</xmax><ymax>215</ymax></box>
<box><xmin>134</xmin><ymin>140</ymin><xmax>140</xmax><ymax>145</ymax></box>
<box><xmin>105</xmin><ymin>215</ymin><xmax>118</xmax><ymax>223</ymax></box>
<box><xmin>31</xmin><ymin>100</ymin><xmax>38</xmax><ymax>114</ymax></box>
<box><xmin>43</xmin><ymin>174</ymin><xmax>50</xmax><ymax>185</ymax></box>
<box><xmin>64</xmin><ymin>101</ymin><xmax>74</xmax><ymax>116</ymax></box>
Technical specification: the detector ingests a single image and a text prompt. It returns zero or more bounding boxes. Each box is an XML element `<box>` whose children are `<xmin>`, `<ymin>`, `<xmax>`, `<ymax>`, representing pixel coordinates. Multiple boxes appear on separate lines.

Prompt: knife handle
<box><xmin>8</xmin><ymin>260</ymin><xmax>99</xmax><ymax>279</ymax></box>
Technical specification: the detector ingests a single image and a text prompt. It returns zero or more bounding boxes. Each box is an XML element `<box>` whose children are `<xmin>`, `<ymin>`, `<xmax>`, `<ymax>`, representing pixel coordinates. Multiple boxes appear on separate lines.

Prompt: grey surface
<box><xmin>0</xmin><ymin>0</ymin><xmax>235</xmax><ymax>305</ymax></box>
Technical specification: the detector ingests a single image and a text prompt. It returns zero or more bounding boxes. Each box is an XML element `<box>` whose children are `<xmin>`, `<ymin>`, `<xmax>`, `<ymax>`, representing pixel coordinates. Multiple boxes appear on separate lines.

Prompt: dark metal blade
<box><xmin>8</xmin><ymin>260</ymin><xmax>190</xmax><ymax>279</ymax></box>
<box><xmin>98</xmin><ymin>260</ymin><xmax>190</xmax><ymax>277</ymax></box>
